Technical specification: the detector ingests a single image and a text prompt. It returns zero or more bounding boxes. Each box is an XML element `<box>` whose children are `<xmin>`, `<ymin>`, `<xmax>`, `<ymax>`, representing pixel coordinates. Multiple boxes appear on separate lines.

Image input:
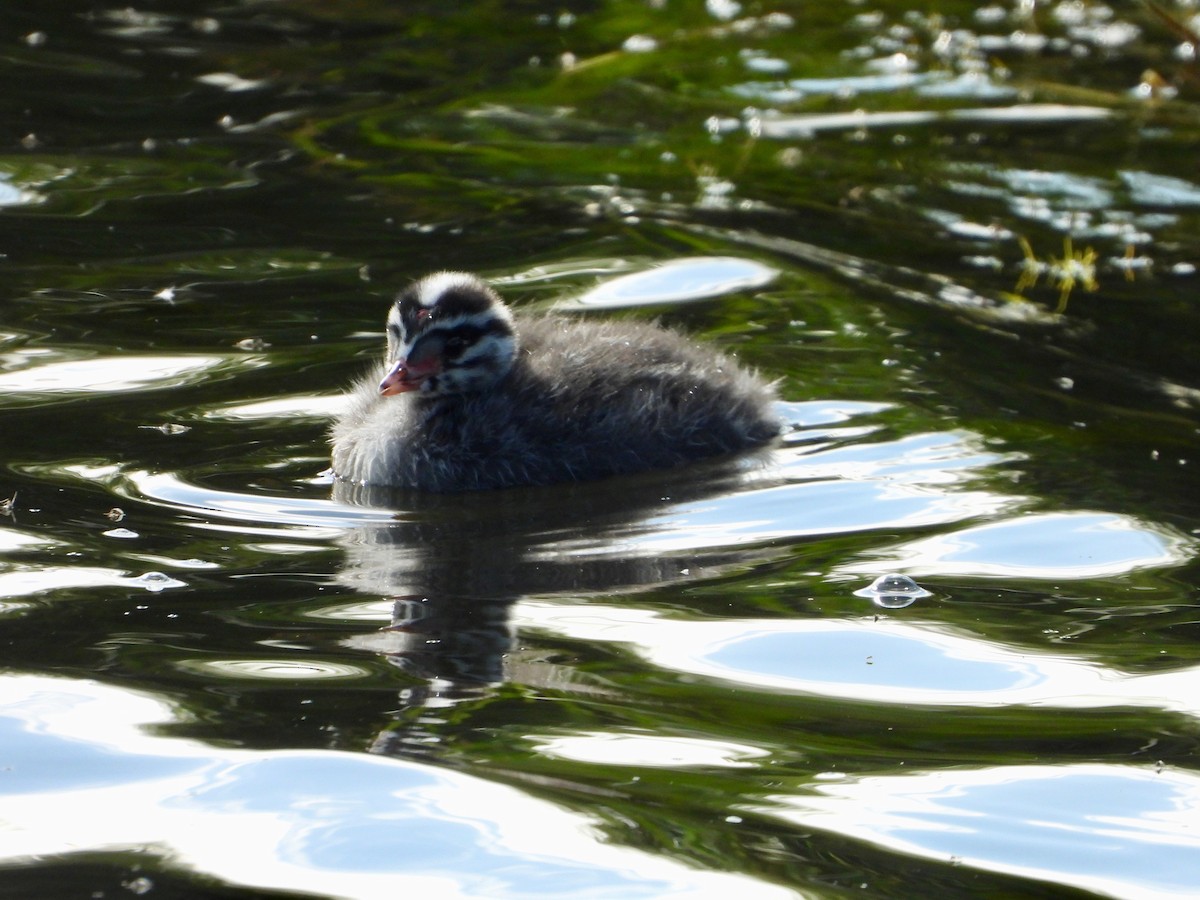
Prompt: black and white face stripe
<box><xmin>384</xmin><ymin>272</ymin><xmax>519</xmax><ymax>396</ymax></box>
<box><xmin>388</xmin><ymin>272</ymin><xmax>510</xmax><ymax>349</ymax></box>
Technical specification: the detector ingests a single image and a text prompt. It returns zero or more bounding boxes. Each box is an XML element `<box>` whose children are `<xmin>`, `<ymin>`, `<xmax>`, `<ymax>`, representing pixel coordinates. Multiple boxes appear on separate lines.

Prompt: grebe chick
<box><xmin>331</xmin><ymin>271</ymin><xmax>780</xmax><ymax>492</ymax></box>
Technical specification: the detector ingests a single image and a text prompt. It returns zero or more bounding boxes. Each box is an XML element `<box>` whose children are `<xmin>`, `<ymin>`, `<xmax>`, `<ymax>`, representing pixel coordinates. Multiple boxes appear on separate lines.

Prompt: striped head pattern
<box><xmin>380</xmin><ymin>272</ymin><xmax>518</xmax><ymax>397</ymax></box>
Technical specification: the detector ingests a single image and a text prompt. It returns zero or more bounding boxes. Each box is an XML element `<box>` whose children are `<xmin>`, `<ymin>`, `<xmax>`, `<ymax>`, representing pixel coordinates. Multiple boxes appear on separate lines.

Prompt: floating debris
<box><xmin>1114</xmin><ymin>244</ymin><xmax>1154</xmax><ymax>282</ymax></box>
<box><xmin>140</xmin><ymin>423</ymin><xmax>191</xmax><ymax>435</ymax></box>
<box><xmin>105</xmin><ymin>507</ymin><xmax>126</xmax><ymax>522</ymax></box>
<box><xmin>0</xmin><ymin>491</ymin><xmax>16</xmax><ymax>517</ymax></box>
<box><xmin>854</xmin><ymin>573</ymin><xmax>932</xmax><ymax>609</ymax></box>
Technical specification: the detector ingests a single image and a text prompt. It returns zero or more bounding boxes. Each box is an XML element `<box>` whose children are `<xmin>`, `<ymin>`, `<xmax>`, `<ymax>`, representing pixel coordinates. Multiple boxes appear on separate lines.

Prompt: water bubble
<box><xmin>854</xmin><ymin>573</ymin><xmax>932</xmax><ymax>609</ymax></box>
<box><xmin>706</xmin><ymin>0</ymin><xmax>742</xmax><ymax>21</ymax></box>
<box><xmin>622</xmin><ymin>35</ymin><xmax>657</xmax><ymax>53</ymax></box>
<box><xmin>134</xmin><ymin>571</ymin><xmax>187</xmax><ymax>592</ymax></box>
<box><xmin>704</xmin><ymin>115</ymin><xmax>741</xmax><ymax>136</ymax></box>
<box><xmin>124</xmin><ymin>876</ymin><xmax>154</xmax><ymax>895</ymax></box>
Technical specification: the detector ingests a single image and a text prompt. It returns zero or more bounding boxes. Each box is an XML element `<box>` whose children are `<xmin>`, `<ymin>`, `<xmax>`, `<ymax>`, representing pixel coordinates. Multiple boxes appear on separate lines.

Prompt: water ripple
<box><xmin>0</xmin><ymin>565</ymin><xmax>185</xmax><ymax>603</ymax></box>
<box><xmin>120</xmin><ymin>470</ymin><xmax>396</xmax><ymax>532</ymax></box>
<box><xmin>175</xmin><ymin>659</ymin><xmax>369</xmax><ymax>681</ymax></box>
<box><xmin>0</xmin><ymin>352</ymin><xmax>263</xmax><ymax>405</ymax></box>
<box><xmin>532</xmin><ymin>731</ymin><xmax>770</xmax><ymax>768</ymax></box>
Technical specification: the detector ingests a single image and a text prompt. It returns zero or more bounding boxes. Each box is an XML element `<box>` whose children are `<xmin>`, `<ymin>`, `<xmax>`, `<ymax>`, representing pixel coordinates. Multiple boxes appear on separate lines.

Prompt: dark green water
<box><xmin>2</xmin><ymin>2</ymin><xmax>1199</xmax><ymax>897</ymax></box>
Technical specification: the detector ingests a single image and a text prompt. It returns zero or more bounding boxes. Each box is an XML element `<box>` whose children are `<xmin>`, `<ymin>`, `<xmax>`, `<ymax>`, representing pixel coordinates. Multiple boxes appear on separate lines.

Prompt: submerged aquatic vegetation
<box><xmin>1014</xmin><ymin>234</ymin><xmax>1102</xmax><ymax>313</ymax></box>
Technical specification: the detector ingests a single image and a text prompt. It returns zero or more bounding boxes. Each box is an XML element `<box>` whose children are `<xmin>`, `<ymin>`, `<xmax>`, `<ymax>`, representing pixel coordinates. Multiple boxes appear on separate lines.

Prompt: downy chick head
<box><xmin>380</xmin><ymin>272</ymin><xmax>518</xmax><ymax>397</ymax></box>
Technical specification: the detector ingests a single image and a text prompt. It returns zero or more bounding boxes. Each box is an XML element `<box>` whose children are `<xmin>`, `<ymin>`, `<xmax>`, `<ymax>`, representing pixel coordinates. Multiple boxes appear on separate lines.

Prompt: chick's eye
<box><xmin>444</xmin><ymin>335</ymin><xmax>468</xmax><ymax>356</ymax></box>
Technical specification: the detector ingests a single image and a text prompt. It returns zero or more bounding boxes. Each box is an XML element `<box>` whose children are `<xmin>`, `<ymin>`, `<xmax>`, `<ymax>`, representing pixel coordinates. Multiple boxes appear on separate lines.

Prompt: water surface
<box><xmin>2</xmin><ymin>2</ymin><xmax>1199</xmax><ymax>898</ymax></box>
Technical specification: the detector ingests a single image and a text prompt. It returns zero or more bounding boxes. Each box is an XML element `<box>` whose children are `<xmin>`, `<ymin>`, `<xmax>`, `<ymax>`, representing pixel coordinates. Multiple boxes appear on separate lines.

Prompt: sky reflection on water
<box><xmin>761</xmin><ymin>764</ymin><xmax>1200</xmax><ymax>900</ymax></box>
<box><xmin>518</xmin><ymin>603</ymin><xmax>1200</xmax><ymax>718</ymax></box>
<box><xmin>836</xmin><ymin>510</ymin><xmax>1195</xmax><ymax>580</ymax></box>
<box><xmin>0</xmin><ymin>353</ymin><xmax>248</xmax><ymax>400</ymax></box>
<box><xmin>0</xmin><ymin>675</ymin><xmax>794</xmax><ymax>900</ymax></box>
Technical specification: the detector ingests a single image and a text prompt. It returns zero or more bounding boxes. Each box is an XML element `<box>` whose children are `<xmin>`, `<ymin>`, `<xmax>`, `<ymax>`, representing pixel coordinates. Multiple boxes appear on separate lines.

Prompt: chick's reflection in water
<box><xmin>332</xmin><ymin>458</ymin><xmax>781</xmax><ymax>758</ymax></box>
